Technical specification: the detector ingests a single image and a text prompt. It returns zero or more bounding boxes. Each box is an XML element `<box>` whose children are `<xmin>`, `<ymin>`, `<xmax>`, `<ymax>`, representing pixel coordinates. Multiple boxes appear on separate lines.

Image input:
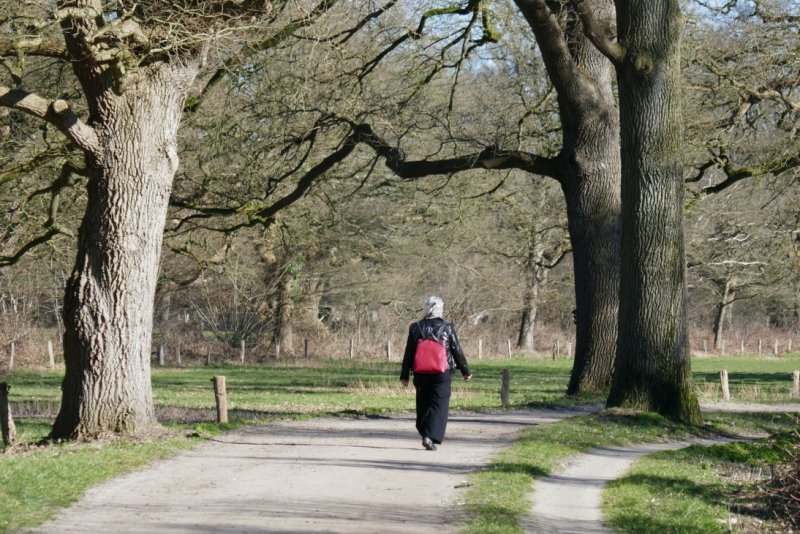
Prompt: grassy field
<box><xmin>1</xmin><ymin>355</ymin><xmax>798</xmax><ymax>533</ymax></box>
<box><xmin>5</xmin><ymin>357</ymin><xmax>588</xmax><ymax>421</ymax></box>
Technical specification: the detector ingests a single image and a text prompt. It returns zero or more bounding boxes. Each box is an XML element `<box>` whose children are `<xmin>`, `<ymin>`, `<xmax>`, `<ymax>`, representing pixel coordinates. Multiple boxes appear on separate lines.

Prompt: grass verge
<box><xmin>462</xmin><ymin>411</ymin><xmax>798</xmax><ymax>534</ymax></box>
<box><xmin>604</xmin><ymin>419</ymin><xmax>799</xmax><ymax>533</ymax></box>
<box><xmin>0</xmin><ymin>423</ymin><xmax>197</xmax><ymax>533</ymax></box>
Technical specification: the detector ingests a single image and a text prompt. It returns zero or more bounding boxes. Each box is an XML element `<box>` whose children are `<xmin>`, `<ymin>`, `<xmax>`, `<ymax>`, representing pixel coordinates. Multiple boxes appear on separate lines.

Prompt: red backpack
<box><xmin>413</xmin><ymin>324</ymin><xmax>448</xmax><ymax>374</ymax></box>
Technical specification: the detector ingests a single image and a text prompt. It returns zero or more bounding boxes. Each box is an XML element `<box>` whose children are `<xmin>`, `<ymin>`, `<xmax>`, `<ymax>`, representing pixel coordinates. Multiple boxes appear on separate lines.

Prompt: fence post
<box><xmin>478</xmin><ymin>339</ymin><xmax>483</xmax><ymax>360</ymax></box>
<box><xmin>240</xmin><ymin>339</ymin><xmax>245</xmax><ymax>364</ymax></box>
<box><xmin>349</xmin><ymin>338</ymin><xmax>354</xmax><ymax>359</ymax></box>
<box><xmin>158</xmin><ymin>342</ymin><xmax>165</xmax><ymax>366</ymax></box>
<box><xmin>386</xmin><ymin>340</ymin><xmax>392</xmax><ymax>361</ymax></box>
<box><xmin>0</xmin><ymin>382</ymin><xmax>16</xmax><ymax>447</ymax></box>
<box><xmin>211</xmin><ymin>376</ymin><xmax>228</xmax><ymax>424</ymax></box>
<box><xmin>566</xmin><ymin>342</ymin><xmax>572</xmax><ymax>358</ymax></box>
<box><xmin>703</xmin><ymin>339</ymin><xmax>707</xmax><ymax>353</ymax></box>
<box><xmin>501</xmin><ymin>369</ymin><xmax>510</xmax><ymax>408</ymax></box>
<box><xmin>507</xmin><ymin>340</ymin><xmax>512</xmax><ymax>359</ymax></box>
<box><xmin>206</xmin><ymin>344</ymin><xmax>212</xmax><ymax>366</ymax></box>
<box><xmin>176</xmin><ymin>343</ymin><xmax>182</xmax><ymax>366</ymax></box>
<box><xmin>304</xmin><ymin>338</ymin><xmax>309</xmax><ymax>359</ymax></box>
<box><xmin>740</xmin><ymin>339</ymin><xmax>745</xmax><ymax>355</ymax></box>
<box><xmin>8</xmin><ymin>342</ymin><xmax>14</xmax><ymax>370</ymax></box>
<box><xmin>758</xmin><ymin>339</ymin><xmax>762</xmax><ymax>356</ymax></box>
<box><xmin>275</xmin><ymin>341</ymin><xmax>281</xmax><ymax>361</ymax></box>
<box><xmin>48</xmin><ymin>340</ymin><xmax>55</xmax><ymax>370</ymax></box>
<box><xmin>720</xmin><ymin>369</ymin><xmax>731</xmax><ymax>401</ymax></box>
<box><xmin>789</xmin><ymin>339</ymin><xmax>793</xmax><ymax>352</ymax></box>
<box><xmin>792</xmin><ymin>371</ymin><xmax>799</xmax><ymax>398</ymax></box>
<box><xmin>774</xmin><ymin>339</ymin><xmax>779</xmax><ymax>356</ymax></box>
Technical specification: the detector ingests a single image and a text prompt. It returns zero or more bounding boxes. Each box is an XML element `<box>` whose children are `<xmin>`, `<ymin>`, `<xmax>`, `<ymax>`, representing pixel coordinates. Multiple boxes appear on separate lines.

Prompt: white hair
<box><xmin>424</xmin><ymin>296</ymin><xmax>444</xmax><ymax>319</ymax></box>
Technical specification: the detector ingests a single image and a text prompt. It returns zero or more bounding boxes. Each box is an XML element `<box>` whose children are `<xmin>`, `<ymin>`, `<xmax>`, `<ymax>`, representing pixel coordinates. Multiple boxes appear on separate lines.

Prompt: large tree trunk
<box><xmin>52</xmin><ymin>63</ymin><xmax>200</xmax><ymax>439</ymax></box>
<box><xmin>560</xmin><ymin>1</ymin><xmax>621</xmax><ymax>395</ymax></box>
<box><xmin>515</xmin><ymin>0</ymin><xmax>621</xmax><ymax>394</ymax></box>
<box><xmin>606</xmin><ymin>0</ymin><xmax>701</xmax><ymax>423</ymax></box>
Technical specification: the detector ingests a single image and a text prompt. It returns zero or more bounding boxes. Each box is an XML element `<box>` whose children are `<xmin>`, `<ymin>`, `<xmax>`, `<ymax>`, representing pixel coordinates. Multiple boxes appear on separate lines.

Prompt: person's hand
<box><xmin>463</xmin><ymin>374</ymin><xmax>472</xmax><ymax>382</ymax></box>
<box><xmin>401</xmin><ymin>379</ymin><xmax>409</xmax><ymax>387</ymax></box>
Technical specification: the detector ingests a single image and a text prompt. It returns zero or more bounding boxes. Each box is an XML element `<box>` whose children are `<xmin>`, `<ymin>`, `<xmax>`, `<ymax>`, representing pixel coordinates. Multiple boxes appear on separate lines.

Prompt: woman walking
<box><xmin>400</xmin><ymin>296</ymin><xmax>472</xmax><ymax>450</ymax></box>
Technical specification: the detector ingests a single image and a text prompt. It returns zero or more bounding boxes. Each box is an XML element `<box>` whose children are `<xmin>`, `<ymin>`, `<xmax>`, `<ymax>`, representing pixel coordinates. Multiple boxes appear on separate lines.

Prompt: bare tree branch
<box><xmin>700</xmin><ymin>153</ymin><xmax>800</xmax><ymax>195</ymax></box>
<box><xmin>352</xmin><ymin>122</ymin><xmax>562</xmax><ymax>181</ymax></box>
<box><xmin>0</xmin><ymin>37</ymin><xmax>69</xmax><ymax>60</ymax></box>
<box><xmin>0</xmin><ymin>87</ymin><xmax>101</xmax><ymax>157</ymax></box>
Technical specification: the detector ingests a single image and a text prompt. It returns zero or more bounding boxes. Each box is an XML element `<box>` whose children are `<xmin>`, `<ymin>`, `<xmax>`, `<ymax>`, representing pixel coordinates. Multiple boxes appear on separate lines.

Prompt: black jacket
<box><xmin>401</xmin><ymin>317</ymin><xmax>471</xmax><ymax>380</ymax></box>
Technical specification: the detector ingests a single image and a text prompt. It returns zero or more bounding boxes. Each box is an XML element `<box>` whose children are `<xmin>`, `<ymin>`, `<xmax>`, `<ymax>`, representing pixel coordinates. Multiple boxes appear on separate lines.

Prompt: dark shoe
<box><xmin>422</xmin><ymin>437</ymin><xmax>437</xmax><ymax>451</ymax></box>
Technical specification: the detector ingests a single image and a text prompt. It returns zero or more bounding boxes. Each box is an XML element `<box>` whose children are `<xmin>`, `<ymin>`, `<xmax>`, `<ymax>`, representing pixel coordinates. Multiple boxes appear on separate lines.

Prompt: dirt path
<box><xmin>29</xmin><ymin>410</ymin><xmax>577</xmax><ymax>534</ymax></box>
<box><xmin>522</xmin><ymin>439</ymin><xmax>733</xmax><ymax>534</ymax></box>
<box><xmin>522</xmin><ymin>402</ymin><xmax>800</xmax><ymax>534</ymax></box>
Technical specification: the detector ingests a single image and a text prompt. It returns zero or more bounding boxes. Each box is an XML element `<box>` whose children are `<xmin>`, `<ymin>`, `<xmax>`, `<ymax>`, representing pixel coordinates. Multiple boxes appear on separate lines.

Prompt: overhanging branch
<box><xmin>352</xmin><ymin>122</ymin><xmax>561</xmax><ymax>181</ymax></box>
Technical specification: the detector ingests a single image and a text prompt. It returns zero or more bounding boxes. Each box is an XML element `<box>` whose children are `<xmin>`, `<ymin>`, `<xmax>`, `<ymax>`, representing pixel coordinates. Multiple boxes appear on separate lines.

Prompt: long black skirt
<box><xmin>413</xmin><ymin>372</ymin><xmax>452</xmax><ymax>444</ymax></box>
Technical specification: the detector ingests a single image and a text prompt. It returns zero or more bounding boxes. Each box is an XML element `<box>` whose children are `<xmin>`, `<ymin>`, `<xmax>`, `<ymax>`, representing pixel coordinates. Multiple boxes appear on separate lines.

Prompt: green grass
<box><xmin>0</xmin><ymin>424</ymin><xmax>196</xmax><ymax>533</ymax></box>
<box><xmin>462</xmin><ymin>411</ymin><xmax>798</xmax><ymax>534</ymax></box>
<box><xmin>1</xmin><ymin>356</ymin><xmax>798</xmax><ymax>534</ymax></box>
<box><xmin>0</xmin><ymin>358</ymin><xmax>583</xmax><ymax>534</ymax></box>
<box><xmin>604</xmin><ymin>420</ymin><xmax>799</xmax><ymax>533</ymax></box>
<box><xmin>4</xmin><ymin>357</ymin><xmax>587</xmax><ymax>420</ymax></box>
<box><xmin>692</xmin><ymin>353</ymin><xmax>800</xmax><ymax>402</ymax></box>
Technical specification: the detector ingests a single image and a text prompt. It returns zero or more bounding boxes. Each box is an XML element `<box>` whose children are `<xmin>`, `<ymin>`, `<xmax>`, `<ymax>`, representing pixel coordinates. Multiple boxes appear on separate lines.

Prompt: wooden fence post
<box><xmin>774</xmin><ymin>339</ymin><xmax>779</xmax><ymax>356</ymax></box>
<box><xmin>386</xmin><ymin>340</ymin><xmax>392</xmax><ymax>361</ymax></box>
<box><xmin>740</xmin><ymin>339</ymin><xmax>745</xmax><ymax>355</ymax></box>
<box><xmin>758</xmin><ymin>339</ymin><xmax>762</xmax><ymax>356</ymax></box>
<box><xmin>176</xmin><ymin>343</ymin><xmax>182</xmax><ymax>366</ymax></box>
<box><xmin>275</xmin><ymin>341</ymin><xmax>281</xmax><ymax>361</ymax></box>
<box><xmin>48</xmin><ymin>340</ymin><xmax>55</xmax><ymax>370</ymax></box>
<box><xmin>240</xmin><ymin>339</ymin><xmax>246</xmax><ymax>364</ymax></box>
<box><xmin>501</xmin><ymin>369</ymin><xmax>510</xmax><ymax>408</ymax></box>
<box><xmin>304</xmin><ymin>338</ymin><xmax>309</xmax><ymax>359</ymax></box>
<box><xmin>478</xmin><ymin>339</ymin><xmax>483</xmax><ymax>360</ymax></box>
<box><xmin>507</xmin><ymin>340</ymin><xmax>512</xmax><ymax>359</ymax></box>
<box><xmin>0</xmin><ymin>382</ymin><xmax>16</xmax><ymax>447</ymax></box>
<box><xmin>349</xmin><ymin>338</ymin><xmax>354</xmax><ymax>359</ymax></box>
<box><xmin>566</xmin><ymin>342</ymin><xmax>572</xmax><ymax>358</ymax></box>
<box><xmin>720</xmin><ymin>369</ymin><xmax>731</xmax><ymax>401</ymax></box>
<box><xmin>792</xmin><ymin>371</ymin><xmax>799</xmax><ymax>398</ymax></box>
<box><xmin>211</xmin><ymin>376</ymin><xmax>228</xmax><ymax>424</ymax></box>
<box><xmin>788</xmin><ymin>339</ymin><xmax>793</xmax><ymax>352</ymax></box>
<box><xmin>703</xmin><ymin>339</ymin><xmax>707</xmax><ymax>353</ymax></box>
<box><xmin>158</xmin><ymin>342</ymin><xmax>165</xmax><ymax>366</ymax></box>
<box><xmin>8</xmin><ymin>342</ymin><xmax>14</xmax><ymax>370</ymax></box>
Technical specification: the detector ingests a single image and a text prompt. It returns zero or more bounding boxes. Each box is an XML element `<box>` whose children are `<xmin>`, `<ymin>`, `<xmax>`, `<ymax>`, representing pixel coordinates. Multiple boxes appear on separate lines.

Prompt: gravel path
<box><xmin>29</xmin><ymin>410</ymin><xmax>577</xmax><ymax>534</ymax></box>
<box><xmin>26</xmin><ymin>402</ymin><xmax>800</xmax><ymax>533</ymax></box>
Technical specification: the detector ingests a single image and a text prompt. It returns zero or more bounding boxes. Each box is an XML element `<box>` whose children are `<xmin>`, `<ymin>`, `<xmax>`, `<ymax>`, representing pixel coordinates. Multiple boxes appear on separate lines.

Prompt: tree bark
<box><xmin>513</xmin><ymin>0</ymin><xmax>621</xmax><ymax>393</ymax></box>
<box><xmin>52</xmin><ymin>62</ymin><xmax>201</xmax><ymax>439</ymax></box>
<box><xmin>516</xmin><ymin>266</ymin><xmax>542</xmax><ymax>350</ymax></box>
<box><xmin>713</xmin><ymin>279</ymin><xmax>734</xmax><ymax>350</ymax></box>
<box><xmin>517</xmin><ymin>233</ymin><xmax>546</xmax><ymax>350</ymax></box>
<box><xmin>273</xmin><ymin>270</ymin><xmax>295</xmax><ymax>357</ymax></box>
<box><xmin>606</xmin><ymin>0</ymin><xmax>701</xmax><ymax>423</ymax></box>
